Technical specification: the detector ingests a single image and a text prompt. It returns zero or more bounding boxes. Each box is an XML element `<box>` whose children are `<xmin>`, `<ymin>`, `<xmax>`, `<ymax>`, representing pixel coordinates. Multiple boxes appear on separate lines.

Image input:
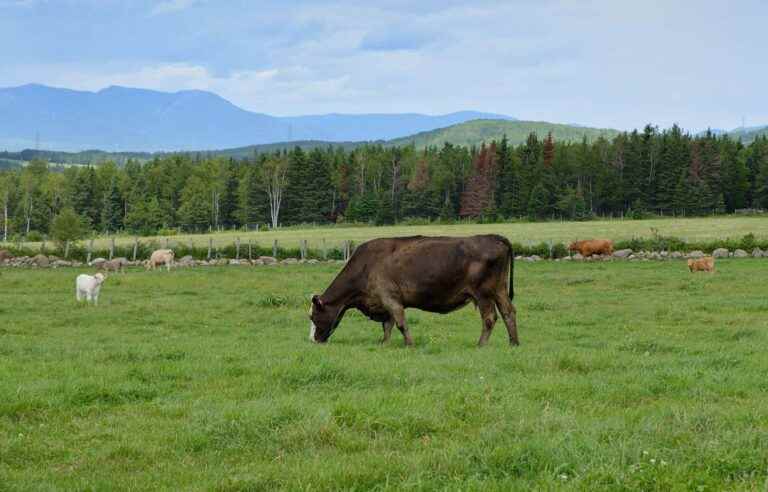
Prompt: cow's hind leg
<box><xmin>495</xmin><ymin>294</ymin><xmax>519</xmax><ymax>346</ymax></box>
<box><xmin>380</xmin><ymin>318</ymin><xmax>394</xmax><ymax>344</ymax></box>
<box><xmin>386</xmin><ymin>303</ymin><xmax>413</xmax><ymax>347</ymax></box>
<box><xmin>477</xmin><ymin>298</ymin><xmax>498</xmax><ymax>347</ymax></box>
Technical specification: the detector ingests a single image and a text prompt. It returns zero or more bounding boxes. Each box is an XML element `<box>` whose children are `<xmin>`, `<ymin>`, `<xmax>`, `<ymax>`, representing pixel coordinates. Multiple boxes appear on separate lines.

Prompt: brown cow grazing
<box><xmin>569</xmin><ymin>239</ymin><xmax>614</xmax><ymax>257</ymax></box>
<box><xmin>146</xmin><ymin>249</ymin><xmax>175</xmax><ymax>271</ymax></box>
<box><xmin>309</xmin><ymin>235</ymin><xmax>518</xmax><ymax>347</ymax></box>
<box><xmin>688</xmin><ymin>256</ymin><xmax>715</xmax><ymax>273</ymax></box>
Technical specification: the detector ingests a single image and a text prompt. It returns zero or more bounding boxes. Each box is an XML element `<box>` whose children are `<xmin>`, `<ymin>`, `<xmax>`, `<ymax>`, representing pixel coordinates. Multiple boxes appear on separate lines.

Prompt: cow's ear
<box><xmin>312</xmin><ymin>294</ymin><xmax>324</xmax><ymax>310</ymax></box>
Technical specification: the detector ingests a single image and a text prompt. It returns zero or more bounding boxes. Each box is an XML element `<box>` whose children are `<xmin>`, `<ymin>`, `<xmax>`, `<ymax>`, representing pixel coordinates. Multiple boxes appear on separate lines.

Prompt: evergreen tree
<box><xmin>527</xmin><ymin>182</ymin><xmax>548</xmax><ymax>220</ymax></box>
<box><xmin>219</xmin><ymin>162</ymin><xmax>240</xmax><ymax>228</ymax></box>
<box><xmin>238</xmin><ymin>164</ymin><xmax>268</xmax><ymax>226</ymax></box>
<box><xmin>100</xmin><ymin>176</ymin><xmax>123</xmax><ymax>233</ymax></box>
<box><xmin>178</xmin><ymin>176</ymin><xmax>213</xmax><ymax>232</ymax></box>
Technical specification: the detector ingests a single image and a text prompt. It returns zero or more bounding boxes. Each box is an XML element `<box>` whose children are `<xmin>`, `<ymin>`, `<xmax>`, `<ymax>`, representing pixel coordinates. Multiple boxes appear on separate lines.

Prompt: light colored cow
<box><xmin>76</xmin><ymin>273</ymin><xmax>106</xmax><ymax>305</ymax></box>
<box><xmin>146</xmin><ymin>249</ymin><xmax>175</xmax><ymax>271</ymax></box>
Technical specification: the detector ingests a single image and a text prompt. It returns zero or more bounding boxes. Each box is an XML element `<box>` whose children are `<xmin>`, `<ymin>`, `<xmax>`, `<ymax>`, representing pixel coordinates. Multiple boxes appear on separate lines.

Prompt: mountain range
<box><xmin>0</xmin><ymin>84</ymin><xmax>513</xmax><ymax>152</ymax></box>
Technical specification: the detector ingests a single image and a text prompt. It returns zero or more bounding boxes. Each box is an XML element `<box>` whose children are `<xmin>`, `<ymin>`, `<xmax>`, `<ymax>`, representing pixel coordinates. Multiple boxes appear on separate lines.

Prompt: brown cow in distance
<box><xmin>569</xmin><ymin>239</ymin><xmax>614</xmax><ymax>257</ymax></box>
<box><xmin>309</xmin><ymin>235</ymin><xmax>518</xmax><ymax>347</ymax></box>
<box><xmin>688</xmin><ymin>256</ymin><xmax>715</xmax><ymax>273</ymax></box>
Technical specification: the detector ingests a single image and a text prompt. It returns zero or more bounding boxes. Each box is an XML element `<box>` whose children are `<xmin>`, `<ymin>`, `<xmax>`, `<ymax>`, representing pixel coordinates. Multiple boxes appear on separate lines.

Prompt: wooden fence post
<box><xmin>109</xmin><ymin>237</ymin><xmax>115</xmax><ymax>260</ymax></box>
<box><xmin>548</xmin><ymin>240</ymin><xmax>554</xmax><ymax>259</ymax></box>
<box><xmin>207</xmin><ymin>237</ymin><xmax>213</xmax><ymax>260</ymax></box>
<box><xmin>132</xmin><ymin>237</ymin><xmax>139</xmax><ymax>261</ymax></box>
<box><xmin>300</xmin><ymin>239</ymin><xmax>307</xmax><ymax>260</ymax></box>
<box><xmin>64</xmin><ymin>241</ymin><xmax>70</xmax><ymax>259</ymax></box>
<box><xmin>87</xmin><ymin>238</ymin><xmax>94</xmax><ymax>264</ymax></box>
<box><xmin>273</xmin><ymin>239</ymin><xmax>278</xmax><ymax>258</ymax></box>
<box><xmin>236</xmin><ymin>237</ymin><xmax>240</xmax><ymax>260</ymax></box>
<box><xmin>322</xmin><ymin>238</ymin><xmax>327</xmax><ymax>260</ymax></box>
<box><xmin>248</xmin><ymin>239</ymin><xmax>253</xmax><ymax>261</ymax></box>
<box><xmin>164</xmin><ymin>237</ymin><xmax>169</xmax><ymax>249</ymax></box>
<box><xmin>41</xmin><ymin>237</ymin><xmax>46</xmax><ymax>253</ymax></box>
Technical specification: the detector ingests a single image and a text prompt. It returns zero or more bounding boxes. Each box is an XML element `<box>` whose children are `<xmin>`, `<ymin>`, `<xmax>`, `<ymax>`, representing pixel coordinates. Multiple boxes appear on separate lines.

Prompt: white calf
<box><xmin>76</xmin><ymin>273</ymin><xmax>106</xmax><ymax>305</ymax></box>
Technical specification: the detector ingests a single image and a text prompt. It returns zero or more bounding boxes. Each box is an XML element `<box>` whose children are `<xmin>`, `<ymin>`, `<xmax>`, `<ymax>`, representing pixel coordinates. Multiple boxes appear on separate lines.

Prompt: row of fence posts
<box><xmin>13</xmin><ymin>236</ymin><xmax>357</xmax><ymax>262</ymax></box>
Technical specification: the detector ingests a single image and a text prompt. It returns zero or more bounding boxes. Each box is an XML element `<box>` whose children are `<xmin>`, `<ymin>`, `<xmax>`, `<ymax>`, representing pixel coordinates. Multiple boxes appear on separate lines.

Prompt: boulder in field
<box><xmin>33</xmin><ymin>254</ymin><xmax>50</xmax><ymax>267</ymax></box>
<box><xmin>572</xmin><ymin>253</ymin><xmax>584</xmax><ymax>261</ymax></box>
<box><xmin>752</xmin><ymin>248</ymin><xmax>764</xmax><ymax>258</ymax></box>
<box><xmin>258</xmin><ymin>256</ymin><xmax>278</xmax><ymax>265</ymax></box>
<box><xmin>712</xmin><ymin>248</ymin><xmax>729</xmax><ymax>258</ymax></box>
<box><xmin>733</xmin><ymin>249</ymin><xmax>749</xmax><ymax>258</ymax></box>
<box><xmin>688</xmin><ymin>250</ymin><xmax>705</xmax><ymax>258</ymax></box>
<box><xmin>613</xmin><ymin>249</ymin><xmax>633</xmax><ymax>258</ymax></box>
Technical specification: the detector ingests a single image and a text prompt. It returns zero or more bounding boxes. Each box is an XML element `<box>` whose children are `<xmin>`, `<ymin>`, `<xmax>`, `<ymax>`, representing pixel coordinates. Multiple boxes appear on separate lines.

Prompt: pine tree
<box><xmin>527</xmin><ymin>182</ymin><xmax>548</xmax><ymax>220</ymax></box>
<box><xmin>281</xmin><ymin>147</ymin><xmax>332</xmax><ymax>224</ymax></box>
<box><xmin>219</xmin><ymin>162</ymin><xmax>240</xmax><ymax>228</ymax></box>
<box><xmin>238</xmin><ymin>164</ymin><xmax>268</xmax><ymax>227</ymax></box>
<box><xmin>459</xmin><ymin>143</ymin><xmax>497</xmax><ymax>218</ymax></box>
<box><xmin>376</xmin><ymin>191</ymin><xmax>395</xmax><ymax>225</ymax></box>
<box><xmin>100</xmin><ymin>176</ymin><xmax>123</xmax><ymax>233</ymax></box>
<box><xmin>178</xmin><ymin>176</ymin><xmax>213</xmax><ymax>232</ymax></box>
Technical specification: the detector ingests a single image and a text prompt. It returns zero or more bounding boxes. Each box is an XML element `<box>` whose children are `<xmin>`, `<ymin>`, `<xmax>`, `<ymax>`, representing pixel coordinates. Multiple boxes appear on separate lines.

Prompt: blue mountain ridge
<box><xmin>0</xmin><ymin>84</ymin><xmax>514</xmax><ymax>152</ymax></box>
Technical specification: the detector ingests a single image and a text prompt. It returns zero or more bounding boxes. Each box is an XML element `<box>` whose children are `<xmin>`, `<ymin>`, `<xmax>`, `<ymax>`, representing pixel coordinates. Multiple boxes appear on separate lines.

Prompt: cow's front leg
<box><xmin>380</xmin><ymin>319</ymin><xmax>394</xmax><ymax>344</ymax></box>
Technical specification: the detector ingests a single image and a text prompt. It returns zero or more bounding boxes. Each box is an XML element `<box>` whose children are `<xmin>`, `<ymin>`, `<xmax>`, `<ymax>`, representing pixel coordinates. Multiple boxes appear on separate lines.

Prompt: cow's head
<box><xmin>309</xmin><ymin>294</ymin><xmax>338</xmax><ymax>343</ymax></box>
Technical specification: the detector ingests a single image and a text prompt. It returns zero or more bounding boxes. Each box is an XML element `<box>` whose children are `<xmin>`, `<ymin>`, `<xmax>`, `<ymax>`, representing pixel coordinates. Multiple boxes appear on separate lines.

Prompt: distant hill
<box><xmin>1</xmin><ymin>120</ymin><xmax>625</xmax><ymax>166</ymax></box>
<box><xmin>725</xmin><ymin>125</ymin><xmax>768</xmax><ymax>143</ymax></box>
<box><xmin>0</xmin><ymin>84</ymin><xmax>513</xmax><ymax>151</ymax></box>
<box><xmin>388</xmin><ymin>119</ymin><xmax>621</xmax><ymax>148</ymax></box>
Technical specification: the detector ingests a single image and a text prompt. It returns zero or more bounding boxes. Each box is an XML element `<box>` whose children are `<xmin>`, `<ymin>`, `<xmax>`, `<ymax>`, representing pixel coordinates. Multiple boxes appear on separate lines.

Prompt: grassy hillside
<box><xmin>2</xmin><ymin>261</ymin><xmax>768</xmax><ymax>489</ymax></box>
<box><xmin>389</xmin><ymin>119</ymin><xmax>621</xmax><ymax>148</ymax></box>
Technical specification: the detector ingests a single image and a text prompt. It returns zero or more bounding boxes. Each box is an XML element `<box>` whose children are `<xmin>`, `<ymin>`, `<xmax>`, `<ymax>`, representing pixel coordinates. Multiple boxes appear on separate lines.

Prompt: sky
<box><xmin>1</xmin><ymin>0</ymin><xmax>767</xmax><ymax>132</ymax></box>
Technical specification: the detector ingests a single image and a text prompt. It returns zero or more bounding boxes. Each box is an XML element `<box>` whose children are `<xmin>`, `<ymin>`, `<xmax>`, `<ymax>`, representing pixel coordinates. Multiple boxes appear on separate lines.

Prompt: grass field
<box><xmin>9</xmin><ymin>215</ymin><xmax>767</xmax><ymax>252</ymax></box>
<box><xmin>2</xmin><ymin>259</ymin><xmax>768</xmax><ymax>489</ymax></box>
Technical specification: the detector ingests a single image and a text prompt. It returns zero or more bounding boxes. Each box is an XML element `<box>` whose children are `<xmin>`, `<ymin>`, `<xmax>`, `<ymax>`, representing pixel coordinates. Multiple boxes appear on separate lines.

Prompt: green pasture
<box><xmin>2</xmin><ymin>259</ymin><xmax>768</xmax><ymax>489</ymax></box>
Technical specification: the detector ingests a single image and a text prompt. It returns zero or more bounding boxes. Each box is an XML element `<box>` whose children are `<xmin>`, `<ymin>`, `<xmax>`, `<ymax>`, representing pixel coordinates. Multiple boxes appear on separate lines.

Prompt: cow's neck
<box><xmin>321</xmin><ymin>262</ymin><xmax>366</xmax><ymax>311</ymax></box>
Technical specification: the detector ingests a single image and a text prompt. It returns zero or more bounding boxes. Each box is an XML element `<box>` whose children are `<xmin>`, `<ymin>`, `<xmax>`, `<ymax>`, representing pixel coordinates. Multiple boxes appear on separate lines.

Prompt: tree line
<box><xmin>1</xmin><ymin>125</ymin><xmax>767</xmax><ymax>243</ymax></box>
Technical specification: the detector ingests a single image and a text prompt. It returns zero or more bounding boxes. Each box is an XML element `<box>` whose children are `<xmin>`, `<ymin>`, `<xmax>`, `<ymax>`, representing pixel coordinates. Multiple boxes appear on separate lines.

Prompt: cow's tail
<box><xmin>508</xmin><ymin>249</ymin><xmax>515</xmax><ymax>300</ymax></box>
<box><xmin>494</xmin><ymin>235</ymin><xmax>515</xmax><ymax>301</ymax></box>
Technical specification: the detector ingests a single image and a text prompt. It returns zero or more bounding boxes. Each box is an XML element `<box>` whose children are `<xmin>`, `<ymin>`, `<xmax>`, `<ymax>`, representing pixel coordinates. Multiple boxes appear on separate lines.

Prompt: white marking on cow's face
<box><xmin>308</xmin><ymin>305</ymin><xmax>317</xmax><ymax>342</ymax></box>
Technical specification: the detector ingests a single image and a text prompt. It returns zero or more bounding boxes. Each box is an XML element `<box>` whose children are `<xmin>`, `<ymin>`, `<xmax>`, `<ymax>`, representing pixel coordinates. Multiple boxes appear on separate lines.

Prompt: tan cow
<box><xmin>568</xmin><ymin>239</ymin><xmax>614</xmax><ymax>257</ymax></box>
<box><xmin>146</xmin><ymin>249</ymin><xmax>175</xmax><ymax>271</ymax></box>
<box><xmin>688</xmin><ymin>256</ymin><xmax>715</xmax><ymax>273</ymax></box>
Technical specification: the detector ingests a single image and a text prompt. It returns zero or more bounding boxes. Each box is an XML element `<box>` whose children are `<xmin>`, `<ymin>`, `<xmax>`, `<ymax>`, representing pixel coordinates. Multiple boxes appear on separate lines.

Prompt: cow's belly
<box><xmin>404</xmin><ymin>291</ymin><xmax>472</xmax><ymax>314</ymax></box>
